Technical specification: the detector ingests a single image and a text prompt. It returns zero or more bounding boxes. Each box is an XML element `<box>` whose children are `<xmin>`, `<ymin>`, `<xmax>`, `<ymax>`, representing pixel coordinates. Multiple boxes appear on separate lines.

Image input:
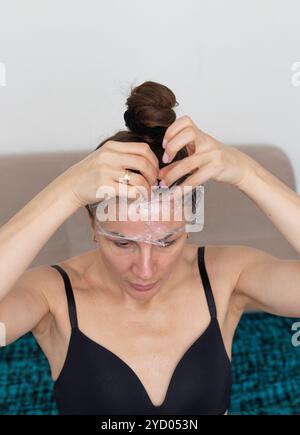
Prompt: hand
<box><xmin>158</xmin><ymin>115</ymin><xmax>258</xmax><ymax>193</ymax></box>
<box><xmin>58</xmin><ymin>141</ymin><xmax>159</xmax><ymax>207</ymax></box>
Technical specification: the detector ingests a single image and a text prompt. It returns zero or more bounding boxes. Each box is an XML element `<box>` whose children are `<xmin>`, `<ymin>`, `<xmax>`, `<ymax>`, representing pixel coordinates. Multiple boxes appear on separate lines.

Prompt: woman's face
<box><xmin>90</xmin><ymin>198</ymin><xmax>189</xmax><ymax>297</ymax></box>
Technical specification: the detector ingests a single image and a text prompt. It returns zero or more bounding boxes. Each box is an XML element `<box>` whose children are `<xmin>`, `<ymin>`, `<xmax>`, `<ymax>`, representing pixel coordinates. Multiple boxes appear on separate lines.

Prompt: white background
<box><xmin>0</xmin><ymin>0</ymin><xmax>299</xmax><ymax>190</ymax></box>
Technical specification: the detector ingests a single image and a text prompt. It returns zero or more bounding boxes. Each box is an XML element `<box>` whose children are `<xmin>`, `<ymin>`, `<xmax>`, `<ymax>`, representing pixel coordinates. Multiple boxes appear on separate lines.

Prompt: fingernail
<box><xmin>159</xmin><ymin>180</ymin><xmax>167</xmax><ymax>187</ymax></box>
<box><xmin>162</xmin><ymin>139</ymin><xmax>167</xmax><ymax>148</ymax></box>
<box><xmin>162</xmin><ymin>152</ymin><xmax>169</xmax><ymax>163</ymax></box>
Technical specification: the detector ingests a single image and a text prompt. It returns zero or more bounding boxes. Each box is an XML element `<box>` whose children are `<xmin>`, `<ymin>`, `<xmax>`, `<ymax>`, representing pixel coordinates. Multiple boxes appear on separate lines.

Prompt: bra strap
<box><xmin>50</xmin><ymin>264</ymin><xmax>78</xmax><ymax>329</ymax></box>
<box><xmin>198</xmin><ymin>246</ymin><xmax>217</xmax><ymax>319</ymax></box>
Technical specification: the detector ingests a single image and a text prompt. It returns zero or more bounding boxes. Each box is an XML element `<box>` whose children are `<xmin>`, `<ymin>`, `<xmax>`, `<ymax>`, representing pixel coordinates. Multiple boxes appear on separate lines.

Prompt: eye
<box><xmin>161</xmin><ymin>239</ymin><xmax>177</xmax><ymax>247</ymax></box>
<box><xmin>113</xmin><ymin>240</ymin><xmax>132</xmax><ymax>248</ymax></box>
<box><xmin>111</xmin><ymin>238</ymin><xmax>179</xmax><ymax>248</ymax></box>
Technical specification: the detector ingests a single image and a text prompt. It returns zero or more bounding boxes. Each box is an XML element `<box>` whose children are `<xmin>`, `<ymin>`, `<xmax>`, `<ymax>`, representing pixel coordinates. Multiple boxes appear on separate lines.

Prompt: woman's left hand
<box><xmin>158</xmin><ymin>115</ymin><xmax>259</xmax><ymax>192</ymax></box>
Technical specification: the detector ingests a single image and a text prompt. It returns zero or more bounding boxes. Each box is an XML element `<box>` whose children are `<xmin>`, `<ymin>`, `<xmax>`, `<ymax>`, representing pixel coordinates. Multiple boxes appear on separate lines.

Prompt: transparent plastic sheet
<box><xmin>89</xmin><ymin>184</ymin><xmax>204</xmax><ymax>246</ymax></box>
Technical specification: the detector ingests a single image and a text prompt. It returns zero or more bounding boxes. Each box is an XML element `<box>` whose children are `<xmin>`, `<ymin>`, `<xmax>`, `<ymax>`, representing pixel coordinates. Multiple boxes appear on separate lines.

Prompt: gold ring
<box><xmin>119</xmin><ymin>169</ymin><xmax>131</xmax><ymax>185</ymax></box>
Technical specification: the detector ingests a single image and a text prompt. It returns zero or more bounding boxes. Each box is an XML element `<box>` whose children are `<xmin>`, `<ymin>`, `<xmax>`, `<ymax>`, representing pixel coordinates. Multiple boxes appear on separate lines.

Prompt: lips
<box><xmin>128</xmin><ymin>281</ymin><xmax>157</xmax><ymax>291</ymax></box>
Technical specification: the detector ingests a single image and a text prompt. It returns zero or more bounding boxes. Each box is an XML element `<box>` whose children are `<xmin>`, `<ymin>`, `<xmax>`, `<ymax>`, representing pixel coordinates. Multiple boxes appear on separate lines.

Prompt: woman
<box><xmin>0</xmin><ymin>81</ymin><xmax>300</xmax><ymax>415</ymax></box>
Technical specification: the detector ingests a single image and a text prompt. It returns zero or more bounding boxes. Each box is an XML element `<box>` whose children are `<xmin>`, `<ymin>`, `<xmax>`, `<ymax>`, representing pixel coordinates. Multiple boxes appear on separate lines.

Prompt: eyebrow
<box><xmin>106</xmin><ymin>230</ymin><xmax>127</xmax><ymax>238</ymax></box>
<box><xmin>107</xmin><ymin>228</ymin><xmax>183</xmax><ymax>242</ymax></box>
<box><xmin>155</xmin><ymin>233</ymin><xmax>176</xmax><ymax>243</ymax></box>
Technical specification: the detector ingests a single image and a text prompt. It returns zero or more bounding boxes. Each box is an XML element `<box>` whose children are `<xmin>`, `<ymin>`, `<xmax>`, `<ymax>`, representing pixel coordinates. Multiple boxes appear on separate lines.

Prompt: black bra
<box><xmin>50</xmin><ymin>246</ymin><xmax>232</xmax><ymax>415</ymax></box>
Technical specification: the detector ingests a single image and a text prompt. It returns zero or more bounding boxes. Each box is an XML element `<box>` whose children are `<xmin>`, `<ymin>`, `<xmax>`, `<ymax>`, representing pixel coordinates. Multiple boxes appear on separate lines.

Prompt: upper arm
<box><xmin>232</xmin><ymin>245</ymin><xmax>300</xmax><ymax>317</ymax></box>
<box><xmin>0</xmin><ymin>266</ymin><xmax>53</xmax><ymax>346</ymax></box>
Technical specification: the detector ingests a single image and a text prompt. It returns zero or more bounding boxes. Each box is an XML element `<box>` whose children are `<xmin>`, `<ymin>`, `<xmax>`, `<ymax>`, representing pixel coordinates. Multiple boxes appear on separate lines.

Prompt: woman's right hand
<box><xmin>58</xmin><ymin>141</ymin><xmax>160</xmax><ymax>207</ymax></box>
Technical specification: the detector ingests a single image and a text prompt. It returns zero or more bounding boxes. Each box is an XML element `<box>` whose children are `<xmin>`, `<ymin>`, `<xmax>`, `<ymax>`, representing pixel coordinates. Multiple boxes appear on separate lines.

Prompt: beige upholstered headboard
<box><xmin>0</xmin><ymin>144</ymin><xmax>299</xmax><ymax>269</ymax></box>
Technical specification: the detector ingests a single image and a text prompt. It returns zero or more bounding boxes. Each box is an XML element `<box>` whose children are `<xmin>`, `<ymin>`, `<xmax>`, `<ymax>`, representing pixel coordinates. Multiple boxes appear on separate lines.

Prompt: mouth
<box><xmin>127</xmin><ymin>281</ymin><xmax>158</xmax><ymax>292</ymax></box>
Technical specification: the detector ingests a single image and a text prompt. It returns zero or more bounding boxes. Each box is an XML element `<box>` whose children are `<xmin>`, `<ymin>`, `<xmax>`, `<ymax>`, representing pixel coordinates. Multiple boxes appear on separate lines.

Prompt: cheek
<box><xmin>101</xmin><ymin>248</ymin><xmax>131</xmax><ymax>272</ymax></box>
<box><xmin>161</xmin><ymin>244</ymin><xmax>185</xmax><ymax>267</ymax></box>
<box><xmin>158</xmin><ymin>251</ymin><xmax>180</xmax><ymax>269</ymax></box>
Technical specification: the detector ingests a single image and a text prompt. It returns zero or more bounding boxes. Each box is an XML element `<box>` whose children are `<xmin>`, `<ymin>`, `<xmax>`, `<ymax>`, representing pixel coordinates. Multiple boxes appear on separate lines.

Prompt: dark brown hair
<box><xmin>86</xmin><ymin>80</ymin><xmax>195</xmax><ymax>219</ymax></box>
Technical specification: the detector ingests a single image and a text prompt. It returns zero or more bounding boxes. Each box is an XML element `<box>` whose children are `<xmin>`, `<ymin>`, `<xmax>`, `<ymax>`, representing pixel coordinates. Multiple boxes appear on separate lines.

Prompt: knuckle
<box><xmin>148</xmin><ymin>169</ymin><xmax>157</xmax><ymax>183</ymax></box>
<box><xmin>183</xmin><ymin>114</ymin><xmax>192</xmax><ymax>123</ymax></box>
<box><xmin>139</xmin><ymin>143</ymin><xmax>150</xmax><ymax>155</ymax></box>
<box><xmin>164</xmin><ymin>170</ymin><xmax>174</xmax><ymax>184</ymax></box>
<box><xmin>186</xmin><ymin>126</ymin><xmax>195</xmax><ymax>136</ymax></box>
<box><xmin>142</xmin><ymin>161</ymin><xmax>155</xmax><ymax>181</ymax></box>
<box><xmin>179</xmin><ymin>159</ymin><xmax>190</xmax><ymax>173</ymax></box>
<box><xmin>139</xmin><ymin>157</ymin><xmax>148</xmax><ymax>170</ymax></box>
<box><xmin>141</xmin><ymin>144</ymin><xmax>155</xmax><ymax>162</ymax></box>
<box><xmin>103</xmin><ymin>140</ymin><xmax>113</xmax><ymax>149</ymax></box>
<box><xmin>142</xmin><ymin>142</ymin><xmax>150</xmax><ymax>150</ymax></box>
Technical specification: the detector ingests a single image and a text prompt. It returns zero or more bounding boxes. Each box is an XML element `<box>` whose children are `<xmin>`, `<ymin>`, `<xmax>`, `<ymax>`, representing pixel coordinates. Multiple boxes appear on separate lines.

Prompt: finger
<box><xmin>112</xmin><ymin>170</ymin><xmax>151</xmax><ymax>192</ymax></box>
<box><xmin>161</xmin><ymin>152</ymin><xmax>212</xmax><ymax>187</ymax></box>
<box><xmin>116</xmin><ymin>153</ymin><xmax>158</xmax><ymax>187</ymax></box>
<box><xmin>163</xmin><ymin>127</ymin><xmax>196</xmax><ymax>164</ymax></box>
<box><xmin>172</xmin><ymin>164</ymin><xmax>215</xmax><ymax>200</ymax></box>
<box><xmin>162</xmin><ymin>115</ymin><xmax>195</xmax><ymax>148</ymax></box>
<box><xmin>107</xmin><ymin>141</ymin><xmax>159</xmax><ymax>172</ymax></box>
<box><xmin>183</xmin><ymin>163</ymin><xmax>218</xmax><ymax>187</ymax></box>
<box><xmin>158</xmin><ymin>161</ymin><xmax>179</xmax><ymax>179</ymax></box>
<box><xmin>103</xmin><ymin>149</ymin><xmax>158</xmax><ymax>186</ymax></box>
<box><xmin>93</xmin><ymin>165</ymin><xmax>155</xmax><ymax>202</ymax></box>
<box><xmin>111</xmin><ymin>180</ymin><xmax>148</xmax><ymax>201</ymax></box>
<box><xmin>126</xmin><ymin>172</ymin><xmax>155</xmax><ymax>199</ymax></box>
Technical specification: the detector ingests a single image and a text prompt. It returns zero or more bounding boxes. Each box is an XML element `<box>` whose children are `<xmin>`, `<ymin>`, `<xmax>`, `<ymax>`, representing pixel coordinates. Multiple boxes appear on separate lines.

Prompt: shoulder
<box><xmin>31</xmin><ymin>250</ymin><xmax>96</xmax><ymax>335</ymax></box>
<box><xmin>206</xmin><ymin>244</ymin><xmax>280</xmax><ymax>313</ymax></box>
<box><xmin>185</xmin><ymin>243</ymin><xmax>243</xmax><ymax>287</ymax></box>
<box><xmin>192</xmin><ymin>243</ymin><xmax>270</xmax><ymax>287</ymax></box>
<box><xmin>187</xmin><ymin>243</ymin><xmax>260</xmax><ymax>315</ymax></box>
<box><xmin>204</xmin><ymin>243</ymin><xmax>277</xmax><ymax>283</ymax></box>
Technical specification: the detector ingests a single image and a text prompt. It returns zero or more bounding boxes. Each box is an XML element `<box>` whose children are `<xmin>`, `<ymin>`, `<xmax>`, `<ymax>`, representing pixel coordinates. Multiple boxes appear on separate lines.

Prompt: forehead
<box><xmin>96</xmin><ymin>219</ymin><xmax>185</xmax><ymax>236</ymax></box>
<box><xmin>92</xmin><ymin>195</ymin><xmax>187</xmax><ymax>236</ymax></box>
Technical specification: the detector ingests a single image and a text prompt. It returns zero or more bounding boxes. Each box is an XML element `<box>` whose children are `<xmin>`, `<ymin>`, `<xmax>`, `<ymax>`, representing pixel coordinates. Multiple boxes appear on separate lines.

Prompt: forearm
<box><xmin>0</xmin><ymin>176</ymin><xmax>79</xmax><ymax>300</ymax></box>
<box><xmin>237</xmin><ymin>161</ymin><xmax>300</xmax><ymax>254</ymax></box>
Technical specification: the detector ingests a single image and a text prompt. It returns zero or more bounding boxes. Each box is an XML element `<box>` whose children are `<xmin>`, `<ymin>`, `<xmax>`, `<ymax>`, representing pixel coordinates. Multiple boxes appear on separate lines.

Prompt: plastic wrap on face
<box><xmin>94</xmin><ymin>220</ymin><xmax>187</xmax><ymax>247</ymax></box>
<box><xmin>90</xmin><ymin>184</ymin><xmax>204</xmax><ymax>245</ymax></box>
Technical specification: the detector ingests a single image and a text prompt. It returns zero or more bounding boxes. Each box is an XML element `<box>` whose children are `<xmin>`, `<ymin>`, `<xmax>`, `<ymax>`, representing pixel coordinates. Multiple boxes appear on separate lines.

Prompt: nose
<box><xmin>131</xmin><ymin>243</ymin><xmax>156</xmax><ymax>280</ymax></box>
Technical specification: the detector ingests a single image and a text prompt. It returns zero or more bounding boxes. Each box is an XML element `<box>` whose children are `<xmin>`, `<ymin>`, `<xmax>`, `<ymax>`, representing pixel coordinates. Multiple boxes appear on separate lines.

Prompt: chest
<box><xmin>52</xmin><ymin>286</ymin><xmax>230</xmax><ymax>409</ymax></box>
<box><xmin>39</xmin><ymin>250</ymin><xmax>235</xmax><ymax>411</ymax></box>
<box><xmin>85</xmin><ymin>308</ymin><xmax>213</xmax><ymax>407</ymax></box>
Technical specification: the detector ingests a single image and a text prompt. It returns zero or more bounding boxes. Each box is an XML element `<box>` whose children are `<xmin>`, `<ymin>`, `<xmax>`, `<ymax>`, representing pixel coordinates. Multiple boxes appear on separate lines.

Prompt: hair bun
<box><xmin>123</xmin><ymin>81</ymin><xmax>178</xmax><ymax>138</ymax></box>
<box><xmin>123</xmin><ymin>109</ymin><xmax>167</xmax><ymax>137</ymax></box>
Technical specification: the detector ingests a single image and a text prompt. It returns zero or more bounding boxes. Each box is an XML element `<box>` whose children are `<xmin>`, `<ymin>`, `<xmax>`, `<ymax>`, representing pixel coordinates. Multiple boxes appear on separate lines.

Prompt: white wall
<box><xmin>0</xmin><ymin>0</ymin><xmax>300</xmax><ymax>191</ymax></box>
